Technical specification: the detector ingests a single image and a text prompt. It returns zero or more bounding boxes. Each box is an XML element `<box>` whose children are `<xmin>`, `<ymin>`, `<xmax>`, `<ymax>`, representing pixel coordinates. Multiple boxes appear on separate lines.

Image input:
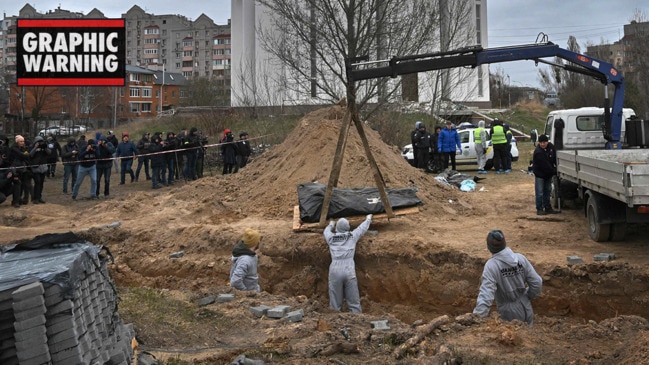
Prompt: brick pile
<box><xmin>0</xmin><ymin>240</ymin><xmax>134</xmax><ymax>365</ymax></box>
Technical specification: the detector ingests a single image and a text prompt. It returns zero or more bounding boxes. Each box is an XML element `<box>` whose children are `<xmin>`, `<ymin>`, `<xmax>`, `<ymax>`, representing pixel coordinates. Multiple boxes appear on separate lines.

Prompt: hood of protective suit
<box><xmin>335</xmin><ymin>218</ymin><xmax>350</xmax><ymax>232</ymax></box>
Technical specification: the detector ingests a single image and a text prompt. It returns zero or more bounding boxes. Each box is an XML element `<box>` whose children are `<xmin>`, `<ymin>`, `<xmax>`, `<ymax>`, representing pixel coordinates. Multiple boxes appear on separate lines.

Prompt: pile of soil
<box><xmin>3</xmin><ymin>104</ymin><xmax>649</xmax><ymax>364</ymax></box>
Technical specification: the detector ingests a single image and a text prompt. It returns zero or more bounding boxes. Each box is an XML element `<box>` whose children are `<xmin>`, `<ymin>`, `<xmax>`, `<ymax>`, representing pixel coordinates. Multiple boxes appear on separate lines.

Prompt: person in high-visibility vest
<box><xmin>474</xmin><ymin>120</ymin><xmax>488</xmax><ymax>174</ymax></box>
<box><xmin>489</xmin><ymin>118</ymin><xmax>509</xmax><ymax>174</ymax></box>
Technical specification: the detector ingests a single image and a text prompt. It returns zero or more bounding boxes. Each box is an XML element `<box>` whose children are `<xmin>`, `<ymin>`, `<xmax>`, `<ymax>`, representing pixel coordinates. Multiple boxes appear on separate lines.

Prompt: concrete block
<box><xmin>594</xmin><ymin>253</ymin><xmax>613</xmax><ymax>262</ymax></box>
<box><xmin>197</xmin><ymin>295</ymin><xmax>216</xmax><ymax>307</ymax></box>
<box><xmin>169</xmin><ymin>251</ymin><xmax>185</xmax><ymax>259</ymax></box>
<box><xmin>15</xmin><ymin>341</ymin><xmax>48</xmax><ymax>357</ymax></box>
<box><xmin>267</xmin><ymin>305</ymin><xmax>291</xmax><ymax>319</ymax></box>
<box><xmin>46</xmin><ymin>316</ymin><xmax>76</xmax><ymax>336</ymax></box>
<box><xmin>50</xmin><ymin>346</ymin><xmax>83</xmax><ymax>363</ymax></box>
<box><xmin>371</xmin><ymin>320</ymin><xmax>391</xmax><ymax>330</ymax></box>
<box><xmin>217</xmin><ymin>294</ymin><xmax>235</xmax><ymax>303</ymax></box>
<box><xmin>13</xmin><ymin>304</ymin><xmax>47</xmax><ymax>322</ymax></box>
<box><xmin>17</xmin><ymin>351</ymin><xmax>51</xmax><ymax>365</ymax></box>
<box><xmin>0</xmin><ymin>289</ymin><xmax>13</xmax><ymax>302</ymax></box>
<box><xmin>12</xmin><ymin>281</ymin><xmax>44</xmax><ymax>301</ymax></box>
<box><xmin>0</xmin><ymin>298</ymin><xmax>13</xmax><ymax>310</ymax></box>
<box><xmin>13</xmin><ymin>314</ymin><xmax>45</xmax><ymax>332</ymax></box>
<box><xmin>0</xmin><ymin>346</ymin><xmax>16</xmax><ymax>359</ymax></box>
<box><xmin>285</xmin><ymin>309</ymin><xmax>304</xmax><ymax>322</ymax></box>
<box><xmin>14</xmin><ymin>325</ymin><xmax>47</xmax><ymax>342</ymax></box>
<box><xmin>250</xmin><ymin>305</ymin><xmax>272</xmax><ymax>318</ymax></box>
<box><xmin>46</xmin><ymin>299</ymin><xmax>74</xmax><ymax>317</ymax></box>
<box><xmin>12</xmin><ymin>293</ymin><xmax>45</xmax><ymax>311</ymax></box>
<box><xmin>48</xmin><ymin>335</ymin><xmax>80</xmax><ymax>353</ymax></box>
<box><xmin>48</xmin><ymin>326</ymin><xmax>79</xmax><ymax>343</ymax></box>
<box><xmin>567</xmin><ymin>255</ymin><xmax>584</xmax><ymax>264</ymax></box>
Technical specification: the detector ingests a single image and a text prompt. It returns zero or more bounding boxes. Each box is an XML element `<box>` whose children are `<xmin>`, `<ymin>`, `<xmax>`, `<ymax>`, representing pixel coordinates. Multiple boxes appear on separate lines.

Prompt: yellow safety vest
<box><xmin>474</xmin><ymin>127</ymin><xmax>485</xmax><ymax>143</ymax></box>
<box><xmin>491</xmin><ymin>125</ymin><xmax>507</xmax><ymax>145</ymax></box>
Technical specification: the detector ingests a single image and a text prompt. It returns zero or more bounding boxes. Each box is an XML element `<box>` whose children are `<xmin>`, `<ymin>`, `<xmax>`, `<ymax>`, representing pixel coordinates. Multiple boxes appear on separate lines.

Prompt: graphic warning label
<box><xmin>17</xmin><ymin>19</ymin><xmax>125</xmax><ymax>86</ymax></box>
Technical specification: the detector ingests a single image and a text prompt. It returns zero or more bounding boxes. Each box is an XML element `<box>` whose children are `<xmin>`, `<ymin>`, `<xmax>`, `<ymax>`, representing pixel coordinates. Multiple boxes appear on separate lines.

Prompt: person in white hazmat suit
<box><xmin>473</xmin><ymin>230</ymin><xmax>543</xmax><ymax>324</ymax></box>
<box><xmin>323</xmin><ymin>214</ymin><xmax>372</xmax><ymax>313</ymax></box>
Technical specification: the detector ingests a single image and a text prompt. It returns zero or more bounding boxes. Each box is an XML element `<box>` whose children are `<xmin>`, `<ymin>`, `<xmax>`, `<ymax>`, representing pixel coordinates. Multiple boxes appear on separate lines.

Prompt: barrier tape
<box><xmin>0</xmin><ymin>134</ymin><xmax>271</xmax><ymax>172</ymax></box>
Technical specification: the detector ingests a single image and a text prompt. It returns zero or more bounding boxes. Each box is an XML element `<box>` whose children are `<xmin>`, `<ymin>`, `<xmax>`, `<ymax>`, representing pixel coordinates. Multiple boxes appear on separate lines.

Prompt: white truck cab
<box><xmin>544</xmin><ymin>107</ymin><xmax>636</xmax><ymax>150</ymax></box>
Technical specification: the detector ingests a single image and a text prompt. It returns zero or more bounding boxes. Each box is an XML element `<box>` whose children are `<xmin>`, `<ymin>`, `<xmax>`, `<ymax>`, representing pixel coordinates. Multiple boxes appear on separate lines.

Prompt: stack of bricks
<box><xmin>0</xmin><ymin>243</ymin><xmax>135</xmax><ymax>365</ymax></box>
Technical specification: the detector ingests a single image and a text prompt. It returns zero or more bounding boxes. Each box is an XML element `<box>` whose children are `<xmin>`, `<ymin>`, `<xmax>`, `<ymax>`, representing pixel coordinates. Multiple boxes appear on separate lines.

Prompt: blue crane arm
<box><xmin>347</xmin><ymin>42</ymin><xmax>625</xmax><ymax>148</ymax></box>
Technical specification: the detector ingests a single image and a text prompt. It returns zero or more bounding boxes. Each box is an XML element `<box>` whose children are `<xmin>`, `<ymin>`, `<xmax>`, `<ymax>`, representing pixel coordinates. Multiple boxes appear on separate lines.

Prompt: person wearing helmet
<box><xmin>473</xmin><ymin>230</ymin><xmax>543</xmax><ymax>325</ymax></box>
<box><xmin>323</xmin><ymin>214</ymin><xmax>373</xmax><ymax>313</ymax></box>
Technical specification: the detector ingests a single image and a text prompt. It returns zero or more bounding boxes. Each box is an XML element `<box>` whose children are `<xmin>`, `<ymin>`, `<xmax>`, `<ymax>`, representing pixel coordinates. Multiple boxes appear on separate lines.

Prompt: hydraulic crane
<box><xmin>346</xmin><ymin>41</ymin><xmax>626</xmax><ymax>149</ymax></box>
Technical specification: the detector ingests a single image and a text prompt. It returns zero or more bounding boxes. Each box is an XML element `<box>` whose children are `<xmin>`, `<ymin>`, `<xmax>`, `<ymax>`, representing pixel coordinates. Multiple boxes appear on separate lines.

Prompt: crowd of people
<box><xmin>0</xmin><ymin>127</ymin><xmax>254</xmax><ymax>207</ymax></box>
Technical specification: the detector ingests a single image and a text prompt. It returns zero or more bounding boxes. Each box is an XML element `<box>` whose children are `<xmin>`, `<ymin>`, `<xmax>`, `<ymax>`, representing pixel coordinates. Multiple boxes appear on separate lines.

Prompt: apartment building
<box><xmin>1</xmin><ymin>4</ymin><xmax>230</xmax><ymax>132</ymax></box>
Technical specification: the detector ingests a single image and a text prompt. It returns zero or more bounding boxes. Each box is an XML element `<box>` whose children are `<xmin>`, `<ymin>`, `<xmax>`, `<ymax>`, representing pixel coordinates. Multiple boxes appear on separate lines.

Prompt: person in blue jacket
<box><xmin>438</xmin><ymin>120</ymin><xmax>462</xmax><ymax>170</ymax></box>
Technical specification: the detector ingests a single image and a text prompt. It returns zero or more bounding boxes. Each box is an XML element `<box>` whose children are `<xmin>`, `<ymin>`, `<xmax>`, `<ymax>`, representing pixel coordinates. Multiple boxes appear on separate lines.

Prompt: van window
<box><xmin>576</xmin><ymin>116</ymin><xmax>602</xmax><ymax>131</ymax></box>
<box><xmin>459</xmin><ymin>131</ymin><xmax>470</xmax><ymax>144</ymax></box>
<box><xmin>544</xmin><ymin>116</ymin><xmax>554</xmax><ymax>136</ymax></box>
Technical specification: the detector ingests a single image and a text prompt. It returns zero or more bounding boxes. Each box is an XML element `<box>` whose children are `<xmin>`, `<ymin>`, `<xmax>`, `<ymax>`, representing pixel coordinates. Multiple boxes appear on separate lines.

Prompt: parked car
<box><xmin>38</xmin><ymin>126</ymin><xmax>63</xmax><ymax>136</ymax></box>
<box><xmin>60</xmin><ymin>125</ymin><xmax>88</xmax><ymax>134</ymax></box>
<box><xmin>401</xmin><ymin>127</ymin><xmax>519</xmax><ymax>170</ymax></box>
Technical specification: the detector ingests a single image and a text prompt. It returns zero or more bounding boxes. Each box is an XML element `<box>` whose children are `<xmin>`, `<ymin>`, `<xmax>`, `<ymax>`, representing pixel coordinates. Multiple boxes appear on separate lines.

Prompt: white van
<box><xmin>544</xmin><ymin>107</ymin><xmax>636</xmax><ymax>150</ymax></box>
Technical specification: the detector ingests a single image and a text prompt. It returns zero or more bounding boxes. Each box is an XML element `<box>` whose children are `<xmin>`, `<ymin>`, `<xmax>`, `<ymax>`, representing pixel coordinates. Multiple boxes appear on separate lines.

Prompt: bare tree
<box><xmin>255</xmin><ymin>0</ymin><xmax>439</xmax><ymax>109</ymax></box>
<box><xmin>624</xmin><ymin>10</ymin><xmax>649</xmax><ymax>118</ymax></box>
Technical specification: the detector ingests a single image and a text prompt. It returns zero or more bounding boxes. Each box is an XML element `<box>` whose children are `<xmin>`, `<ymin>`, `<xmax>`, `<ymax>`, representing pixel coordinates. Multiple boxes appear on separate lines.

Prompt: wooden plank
<box><xmin>293</xmin><ymin>205</ymin><xmax>420</xmax><ymax>231</ymax></box>
<box><xmin>319</xmin><ymin>111</ymin><xmax>352</xmax><ymax>225</ymax></box>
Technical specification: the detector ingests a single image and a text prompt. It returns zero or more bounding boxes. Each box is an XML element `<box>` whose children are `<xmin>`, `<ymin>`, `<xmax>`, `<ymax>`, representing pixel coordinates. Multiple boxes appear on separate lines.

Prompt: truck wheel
<box><xmin>586</xmin><ymin>196</ymin><xmax>610</xmax><ymax>242</ymax></box>
<box><xmin>609</xmin><ymin>223</ymin><xmax>626</xmax><ymax>241</ymax></box>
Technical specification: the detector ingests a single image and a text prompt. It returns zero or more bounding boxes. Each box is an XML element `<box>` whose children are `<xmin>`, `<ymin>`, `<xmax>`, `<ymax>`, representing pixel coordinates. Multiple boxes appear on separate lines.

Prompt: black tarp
<box><xmin>298</xmin><ymin>182</ymin><xmax>423</xmax><ymax>223</ymax></box>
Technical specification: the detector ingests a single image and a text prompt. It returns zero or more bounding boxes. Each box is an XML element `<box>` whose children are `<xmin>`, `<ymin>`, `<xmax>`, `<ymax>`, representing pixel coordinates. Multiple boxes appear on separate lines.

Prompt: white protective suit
<box><xmin>473</xmin><ymin>247</ymin><xmax>543</xmax><ymax>324</ymax></box>
<box><xmin>229</xmin><ymin>241</ymin><xmax>261</xmax><ymax>292</ymax></box>
<box><xmin>323</xmin><ymin>215</ymin><xmax>372</xmax><ymax>313</ymax></box>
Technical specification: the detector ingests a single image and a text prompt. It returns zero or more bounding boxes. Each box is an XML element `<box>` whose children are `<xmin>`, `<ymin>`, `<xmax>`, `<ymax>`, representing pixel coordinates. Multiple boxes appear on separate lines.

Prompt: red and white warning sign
<box><xmin>17</xmin><ymin>19</ymin><xmax>126</xmax><ymax>86</ymax></box>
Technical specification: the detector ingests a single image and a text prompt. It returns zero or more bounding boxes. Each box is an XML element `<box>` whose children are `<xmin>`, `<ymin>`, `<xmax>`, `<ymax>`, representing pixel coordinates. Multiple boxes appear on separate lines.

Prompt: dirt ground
<box><xmin>3</xmin><ymin>105</ymin><xmax>649</xmax><ymax>364</ymax></box>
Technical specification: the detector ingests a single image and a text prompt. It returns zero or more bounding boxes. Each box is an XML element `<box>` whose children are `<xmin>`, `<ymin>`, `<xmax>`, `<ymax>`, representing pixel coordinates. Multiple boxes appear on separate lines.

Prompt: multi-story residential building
<box><xmin>121</xmin><ymin>5</ymin><xmax>230</xmax><ymax>80</ymax></box>
<box><xmin>1</xmin><ymin>4</ymin><xmax>228</xmax><ymax>132</ymax></box>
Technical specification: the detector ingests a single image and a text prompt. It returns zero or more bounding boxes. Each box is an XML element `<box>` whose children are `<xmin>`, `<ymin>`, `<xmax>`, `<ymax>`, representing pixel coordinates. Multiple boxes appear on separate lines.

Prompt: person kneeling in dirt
<box><xmin>324</xmin><ymin>214</ymin><xmax>372</xmax><ymax>313</ymax></box>
<box><xmin>473</xmin><ymin>230</ymin><xmax>543</xmax><ymax>325</ymax></box>
<box><xmin>229</xmin><ymin>228</ymin><xmax>261</xmax><ymax>292</ymax></box>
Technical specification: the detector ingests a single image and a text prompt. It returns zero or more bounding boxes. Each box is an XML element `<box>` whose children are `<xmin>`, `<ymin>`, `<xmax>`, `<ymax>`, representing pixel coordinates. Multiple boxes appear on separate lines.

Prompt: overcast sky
<box><xmin>4</xmin><ymin>0</ymin><xmax>647</xmax><ymax>90</ymax></box>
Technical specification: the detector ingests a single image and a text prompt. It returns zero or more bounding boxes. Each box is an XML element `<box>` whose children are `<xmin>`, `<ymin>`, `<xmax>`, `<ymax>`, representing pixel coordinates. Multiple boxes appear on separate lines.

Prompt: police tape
<box><xmin>0</xmin><ymin>134</ymin><xmax>270</xmax><ymax>172</ymax></box>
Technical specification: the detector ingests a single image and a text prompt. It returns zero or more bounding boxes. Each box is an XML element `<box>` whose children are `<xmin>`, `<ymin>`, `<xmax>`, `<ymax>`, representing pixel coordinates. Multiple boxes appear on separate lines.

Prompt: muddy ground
<box><xmin>2</xmin><ymin>105</ymin><xmax>649</xmax><ymax>364</ymax></box>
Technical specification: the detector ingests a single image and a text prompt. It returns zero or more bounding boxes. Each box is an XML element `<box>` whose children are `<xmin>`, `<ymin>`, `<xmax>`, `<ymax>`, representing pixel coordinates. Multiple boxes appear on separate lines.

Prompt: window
<box><xmin>130</xmin><ymin>103</ymin><xmax>140</xmax><ymax>113</ymax></box>
<box><xmin>183</xmin><ymin>40</ymin><xmax>193</xmax><ymax>47</ymax></box>
<box><xmin>460</xmin><ymin>131</ymin><xmax>470</xmax><ymax>144</ymax></box>
<box><xmin>145</xmin><ymin>49</ymin><xmax>158</xmax><ymax>55</ymax></box>
<box><xmin>182</xmin><ymin>71</ymin><xmax>193</xmax><ymax>77</ymax></box>
<box><xmin>183</xmin><ymin>51</ymin><xmax>193</xmax><ymax>57</ymax></box>
<box><xmin>214</xmin><ymin>49</ymin><xmax>224</xmax><ymax>55</ymax></box>
<box><xmin>144</xmin><ymin>28</ymin><xmax>159</xmax><ymax>35</ymax></box>
<box><xmin>130</xmin><ymin>88</ymin><xmax>140</xmax><ymax>97</ymax></box>
<box><xmin>145</xmin><ymin>38</ymin><xmax>157</xmax><ymax>44</ymax></box>
<box><xmin>142</xmin><ymin>88</ymin><xmax>152</xmax><ymax>98</ymax></box>
<box><xmin>576</xmin><ymin>116</ymin><xmax>603</xmax><ymax>131</ymax></box>
<box><xmin>214</xmin><ymin>59</ymin><xmax>223</xmax><ymax>66</ymax></box>
<box><xmin>130</xmin><ymin>74</ymin><xmax>140</xmax><ymax>83</ymax></box>
<box><xmin>141</xmin><ymin>103</ymin><xmax>152</xmax><ymax>113</ymax></box>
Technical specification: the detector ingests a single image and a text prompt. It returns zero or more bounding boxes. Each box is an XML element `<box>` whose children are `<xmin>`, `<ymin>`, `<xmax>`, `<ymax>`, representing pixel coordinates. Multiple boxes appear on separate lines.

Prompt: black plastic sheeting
<box><xmin>0</xmin><ymin>232</ymin><xmax>107</xmax><ymax>298</ymax></box>
<box><xmin>298</xmin><ymin>182</ymin><xmax>423</xmax><ymax>223</ymax></box>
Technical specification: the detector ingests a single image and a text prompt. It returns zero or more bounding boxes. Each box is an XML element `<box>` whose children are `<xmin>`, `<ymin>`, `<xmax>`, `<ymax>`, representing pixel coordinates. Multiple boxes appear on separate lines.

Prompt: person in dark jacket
<box><xmin>430</xmin><ymin>125</ymin><xmax>443</xmax><ymax>172</ymax></box>
<box><xmin>29</xmin><ymin>135</ymin><xmax>52</xmax><ymax>204</ymax></box>
<box><xmin>410</xmin><ymin>121</ymin><xmax>422</xmax><ymax>166</ymax></box>
<box><xmin>229</xmin><ymin>228</ymin><xmax>262</xmax><ymax>292</ymax></box>
<box><xmin>532</xmin><ymin>134</ymin><xmax>559</xmax><ymax>215</ymax></box>
<box><xmin>438</xmin><ymin>121</ymin><xmax>462</xmax><ymax>171</ymax></box>
<box><xmin>60</xmin><ymin>137</ymin><xmax>79</xmax><ymax>194</ymax></box>
<box><xmin>115</xmin><ymin>133</ymin><xmax>139</xmax><ymax>184</ymax></box>
<box><xmin>95</xmin><ymin>136</ymin><xmax>115</xmax><ymax>198</ymax></box>
<box><xmin>149</xmin><ymin>134</ymin><xmax>167</xmax><ymax>189</ymax></box>
<box><xmin>45</xmin><ymin>134</ymin><xmax>62</xmax><ymax>178</ymax></box>
<box><xmin>413</xmin><ymin>123</ymin><xmax>433</xmax><ymax>170</ymax></box>
<box><xmin>72</xmin><ymin>139</ymin><xmax>98</xmax><ymax>200</ymax></box>
<box><xmin>106</xmin><ymin>130</ymin><xmax>120</xmax><ymax>173</ymax></box>
<box><xmin>164</xmin><ymin>132</ymin><xmax>179</xmax><ymax>185</ymax></box>
<box><xmin>135</xmin><ymin>132</ymin><xmax>152</xmax><ymax>181</ymax></box>
<box><xmin>182</xmin><ymin>128</ymin><xmax>200</xmax><ymax>180</ymax></box>
<box><xmin>9</xmin><ymin>135</ymin><xmax>32</xmax><ymax>205</ymax></box>
<box><xmin>234</xmin><ymin>131</ymin><xmax>252</xmax><ymax>173</ymax></box>
<box><xmin>220</xmin><ymin>129</ymin><xmax>238</xmax><ymax>175</ymax></box>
